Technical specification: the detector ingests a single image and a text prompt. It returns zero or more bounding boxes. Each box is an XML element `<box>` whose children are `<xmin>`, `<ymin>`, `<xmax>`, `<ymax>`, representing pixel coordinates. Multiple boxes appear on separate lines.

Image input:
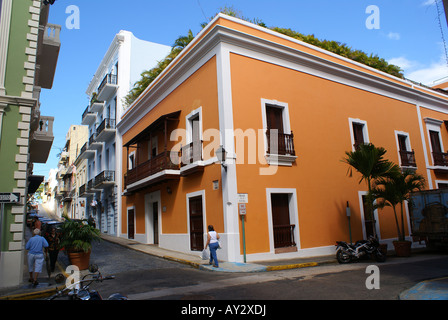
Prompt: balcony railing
<box><xmin>94</xmin><ymin>170</ymin><xmax>115</xmax><ymax>187</ymax></box>
<box><xmin>266</xmin><ymin>130</ymin><xmax>295</xmax><ymax>156</ymax></box>
<box><xmin>273</xmin><ymin>224</ymin><xmax>296</xmax><ymax>249</ymax></box>
<box><xmin>433</xmin><ymin>151</ymin><xmax>448</xmax><ymax>167</ymax></box>
<box><xmin>79</xmin><ymin>184</ymin><xmax>86</xmax><ymax>196</ymax></box>
<box><xmin>399</xmin><ymin>150</ymin><xmax>417</xmax><ymax>167</ymax></box>
<box><xmin>97</xmin><ymin>73</ymin><xmax>118</xmax><ymax>100</ymax></box>
<box><xmin>181</xmin><ymin>141</ymin><xmax>203</xmax><ymax>165</ymax></box>
<box><xmin>96</xmin><ymin>118</ymin><xmax>116</xmax><ymax>136</ymax></box>
<box><xmin>125</xmin><ymin>151</ymin><xmax>179</xmax><ymax>187</ymax></box>
<box><xmin>82</xmin><ymin>105</ymin><xmax>96</xmax><ymax>124</ymax></box>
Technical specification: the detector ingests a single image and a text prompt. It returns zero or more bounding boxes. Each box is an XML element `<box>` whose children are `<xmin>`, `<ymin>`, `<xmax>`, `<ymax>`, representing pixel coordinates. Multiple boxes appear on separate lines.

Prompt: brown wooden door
<box><xmin>352</xmin><ymin>123</ymin><xmax>364</xmax><ymax>150</ymax></box>
<box><xmin>128</xmin><ymin>208</ymin><xmax>135</xmax><ymax>240</ymax></box>
<box><xmin>362</xmin><ymin>195</ymin><xmax>375</xmax><ymax>239</ymax></box>
<box><xmin>153</xmin><ymin>202</ymin><xmax>159</xmax><ymax>245</ymax></box>
<box><xmin>271</xmin><ymin>194</ymin><xmax>295</xmax><ymax>248</ymax></box>
<box><xmin>189</xmin><ymin>196</ymin><xmax>204</xmax><ymax>251</ymax></box>
<box><xmin>266</xmin><ymin>106</ymin><xmax>285</xmax><ymax>154</ymax></box>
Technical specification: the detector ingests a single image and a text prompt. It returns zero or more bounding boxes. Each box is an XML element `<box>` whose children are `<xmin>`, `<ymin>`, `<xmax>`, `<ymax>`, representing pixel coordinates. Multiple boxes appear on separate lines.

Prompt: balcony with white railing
<box><xmin>36</xmin><ymin>23</ymin><xmax>61</xmax><ymax>89</ymax></box>
<box><xmin>29</xmin><ymin>116</ymin><xmax>54</xmax><ymax>163</ymax></box>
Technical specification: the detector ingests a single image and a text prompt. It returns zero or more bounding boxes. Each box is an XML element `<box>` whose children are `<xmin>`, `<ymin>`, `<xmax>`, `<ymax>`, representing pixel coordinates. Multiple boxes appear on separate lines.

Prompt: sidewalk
<box><xmin>0</xmin><ymin>233</ymin><xmax>447</xmax><ymax>300</ymax></box>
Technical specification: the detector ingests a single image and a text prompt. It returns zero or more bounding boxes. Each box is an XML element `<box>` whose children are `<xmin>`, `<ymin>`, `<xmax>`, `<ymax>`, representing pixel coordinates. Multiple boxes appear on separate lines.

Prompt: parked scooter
<box><xmin>48</xmin><ymin>265</ymin><xmax>127</xmax><ymax>300</ymax></box>
<box><xmin>335</xmin><ymin>236</ymin><xmax>387</xmax><ymax>264</ymax></box>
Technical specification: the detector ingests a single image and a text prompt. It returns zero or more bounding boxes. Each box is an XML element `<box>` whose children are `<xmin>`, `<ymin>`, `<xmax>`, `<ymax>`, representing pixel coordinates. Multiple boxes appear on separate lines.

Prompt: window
<box><xmin>261</xmin><ymin>99</ymin><xmax>296</xmax><ymax>166</ymax></box>
<box><xmin>425</xmin><ymin>118</ymin><xmax>447</xmax><ymax>167</ymax></box>
<box><xmin>349</xmin><ymin>118</ymin><xmax>369</xmax><ymax>151</ymax></box>
<box><xmin>183</xmin><ymin>108</ymin><xmax>203</xmax><ymax>164</ymax></box>
<box><xmin>148</xmin><ymin>136</ymin><xmax>158</xmax><ymax>160</ymax></box>
<box><xmin>128</xmin><ymin>151</ymin><xmax>135</xmax><ymax>170</ymax></box>
<box><xmin>395</xmin><ymin>131</ymin><xmax>416</xmax><ymax>168</ymax></box>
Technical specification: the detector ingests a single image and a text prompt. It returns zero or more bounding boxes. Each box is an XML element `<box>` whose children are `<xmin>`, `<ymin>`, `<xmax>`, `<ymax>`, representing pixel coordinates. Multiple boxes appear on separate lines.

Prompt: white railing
<box><xmin>44</xmin><ymin>23</ymin><xmax>61</xmax><ymax>44</ymax></box>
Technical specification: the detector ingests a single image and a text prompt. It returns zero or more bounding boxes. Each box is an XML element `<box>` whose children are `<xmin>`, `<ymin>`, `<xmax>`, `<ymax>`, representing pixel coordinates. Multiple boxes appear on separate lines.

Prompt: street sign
<box><xmin>237</xmin><ymin>193</ymin><xmax>248</xmax><ymax>203</ymax></box>
<box><xmin>0</xmin><ymin>193</ymin><xmax>20</xmax><ymax>203</ymax></box>
<box><xmin>238</xmin><ymin>203</ymin><xmax>246</xmax><ymax>215</ymax></box>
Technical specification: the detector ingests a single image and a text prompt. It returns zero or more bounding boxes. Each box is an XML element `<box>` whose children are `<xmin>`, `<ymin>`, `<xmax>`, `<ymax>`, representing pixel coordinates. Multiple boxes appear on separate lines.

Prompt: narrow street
<box><xmin>54</xmin><ymin>233</ymin><xmax>448</xmax><ymax>301</ymax></box>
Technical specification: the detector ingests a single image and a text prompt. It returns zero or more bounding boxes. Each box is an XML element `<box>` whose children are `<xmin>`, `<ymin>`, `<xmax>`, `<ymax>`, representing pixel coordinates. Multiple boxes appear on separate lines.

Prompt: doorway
<box><xmin>189</xmin><ymin>195</ymin><xmax>204</xmax><ymax>251</ymax></box>
<box><xmin>127</xmin><ymin>207</ymin><xmax>135</xmax><ymax>240</ymax></box>
<box><xmin>271</xmin><ymin>193</ymin><xmax>296</xmax><ymax>249</ymax></box>
<box><xmin>152</xmin><ymin>202</ymin><xmax>159</xmax><ymax>244</ymax></box>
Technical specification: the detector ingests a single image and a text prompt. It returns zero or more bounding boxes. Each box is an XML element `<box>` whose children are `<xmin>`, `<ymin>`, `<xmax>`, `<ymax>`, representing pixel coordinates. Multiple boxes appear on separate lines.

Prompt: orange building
<box><xmin>116</xmin><ymin>14</ymin><xmax>448</xmax><ymax>262</ymax></box>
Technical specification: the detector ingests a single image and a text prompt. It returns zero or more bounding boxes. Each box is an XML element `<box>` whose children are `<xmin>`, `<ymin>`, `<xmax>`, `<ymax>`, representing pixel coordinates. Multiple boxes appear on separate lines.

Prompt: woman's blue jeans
<box><xmin>209</xmin><ymin>242</ymin><xmax>219</xmax><ymax>267</ymax></box>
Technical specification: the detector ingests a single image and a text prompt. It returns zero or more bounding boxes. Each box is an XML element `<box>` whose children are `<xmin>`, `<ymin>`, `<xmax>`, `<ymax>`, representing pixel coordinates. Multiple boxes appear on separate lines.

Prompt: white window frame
<box><xmin>349</xmin><ymin>118</ymin><xmax>369</xmax><ymax>151</ymax></box>
<box><xmin>394</xmin><ymin>130</ymin><xmax>414</xmax><ymax>168</ymax></box>
<box><xmin>186</xmin><ymin>107</ymin><xmax>203</xmax><ymax>145</ymax></box>
<box><xmin>424</xmin><ymin>118</ymin><xmax>444</xmax><ymax>167</ymax></box>
<box><xmin>358</xmin><ymin>191</ymin><xmax>381</xmax><ymax>240</ymax></box>
<box><xmin>186</xmin><ymin>190</ymin><xmax>207</xmax><ymax>253</ymax></box>
<box><xmin>128</xmin><ymin>150</ymin><xmax>136</xmax><ymax>170</ymax></box>
<box><xmin>261</xmin><ymin>99</ymin><xmax>296</xmax><ymax>166</ymax></box>
<box><xmin>266</xmin><ymin>188</ymin><xmax>300</xmax><ymax>253</ymax></box>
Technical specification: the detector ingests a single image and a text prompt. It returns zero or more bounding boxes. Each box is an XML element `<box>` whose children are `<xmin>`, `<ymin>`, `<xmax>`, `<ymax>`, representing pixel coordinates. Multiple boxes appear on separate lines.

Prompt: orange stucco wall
<box><xmin>229</xmin><ymin>53</ymin><xmax>431</xmax><ymax>253</ymax></box>
<box><xmin>121</xmin><ymin>56</ymin><xmax>224</xmax><ymax>237</ymax></box>
<box><xmin>119</xmin><ymin>15</ymin><xmax>448</xmax><ymax>259</ymax></box>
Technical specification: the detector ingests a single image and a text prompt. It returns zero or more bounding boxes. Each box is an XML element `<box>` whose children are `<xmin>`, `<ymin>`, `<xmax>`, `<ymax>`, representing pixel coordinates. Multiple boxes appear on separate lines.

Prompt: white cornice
<box><xmin>0</xmin><ymin>94</ymin><xmax>38</xmax><ymax>108</ymax></box>
<box><xmin>118</xmin><ymin>14</ymin><xmax>448</xmax><ymax>136</ymax></box>
<box><xmin>86</xmin><ymin>32</ymin><xmax>128</xmax><ymax>96</ymax></box>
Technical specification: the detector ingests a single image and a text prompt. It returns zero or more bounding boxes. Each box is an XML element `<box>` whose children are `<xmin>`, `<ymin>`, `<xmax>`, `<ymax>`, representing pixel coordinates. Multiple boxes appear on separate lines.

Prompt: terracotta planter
<box><xmin>379</xmin><ymin>243</ymin><xmax>388</xmax><ymax>255</ymax></box>
<box><xmin>68</xmin><ymin>250</ymin><xmax>91</xmax><ymax>270</ymax></box>
<box><xmin>393</xmin><ymin>240</ymin><xmax>412</xmax><ymax>257</ymax></box>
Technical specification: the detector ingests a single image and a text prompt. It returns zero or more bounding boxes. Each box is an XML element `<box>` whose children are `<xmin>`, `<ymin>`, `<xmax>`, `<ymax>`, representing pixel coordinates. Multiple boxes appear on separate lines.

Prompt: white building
<box><xmin>78</xmin><ymin>30</ymin><xmax>171</xmax><ymax>235</ymax></box>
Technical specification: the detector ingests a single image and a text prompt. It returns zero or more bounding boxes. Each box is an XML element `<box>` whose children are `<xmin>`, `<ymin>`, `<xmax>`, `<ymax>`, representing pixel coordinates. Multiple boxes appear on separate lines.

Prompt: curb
<box><xmin>0</xmin><ymin>262</ymin><xmax>68</xmax><ymax>301</ymax></box>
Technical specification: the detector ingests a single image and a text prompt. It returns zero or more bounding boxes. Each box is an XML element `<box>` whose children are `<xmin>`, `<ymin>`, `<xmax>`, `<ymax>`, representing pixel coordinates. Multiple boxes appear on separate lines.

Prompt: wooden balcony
<box><xmin>433</xmin><ymin>151</ymin><xmax>448</xmax><ymax>167</ymax></box>
<box><xmin>180</xmin><ymin>141</ymin><xmax>205</xmax><ymax>176</ymax></box>
<box><xmin>124</xmin><ymin>151</ymin><xmax>180</xmax><ymax>192</ymax></box>
<box><xmin>399</xmin><ymin>150</ymin><xmax>417</xmax><ymax>167</ymax></box>
<box><xmin>266</xmin><ymin>130</ymin><xmax>295</xmax><ymax>156</ymax></box>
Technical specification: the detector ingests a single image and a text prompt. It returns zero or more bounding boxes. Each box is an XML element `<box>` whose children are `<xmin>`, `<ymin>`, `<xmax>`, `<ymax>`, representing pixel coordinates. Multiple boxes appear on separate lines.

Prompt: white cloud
<box><xmin>388</xmin><ymin>54</ymin><xmax>448</xmax><ymax>85</ymax></box>
<box><xmin>388</xmin><ymin>56</ymin><xmax>419</xmax><ymax>70</ymax></box>
<box><xmin>387</xmin><ymin>32</ymin><xmax>400</xmax><ymax>40</ymax></box>
<box><xmin>407</xmin><ymin>61</ymin><xmax>448</xmax><ymax>85</ymax></box>
<box><xmin>422</xmin><ymin>0</ymin><xmax>435</xmax><ymax>6</ymax></box>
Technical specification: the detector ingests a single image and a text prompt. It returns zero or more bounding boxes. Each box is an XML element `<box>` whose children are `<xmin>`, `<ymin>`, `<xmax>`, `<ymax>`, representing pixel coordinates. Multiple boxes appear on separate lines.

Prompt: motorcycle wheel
<box><xmin>374</xmin><ymin>249</ymin><xmax>387</xmax><ymax>262</ymax></box>
<box><xmin>336</xmin><ymin>250</ymin><xmax>352</xmax><ymax>264</ymax></box>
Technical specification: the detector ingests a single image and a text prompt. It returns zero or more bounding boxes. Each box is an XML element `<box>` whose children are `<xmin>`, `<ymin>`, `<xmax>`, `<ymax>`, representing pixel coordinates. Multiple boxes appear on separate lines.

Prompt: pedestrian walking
<box><xmin>45</xmin><ymin>227</ymin><xmax>60</xmax><ymax>273</ymax></box>
<box><xmin>204</xmin><ymin>225</ymin><xmax>220</xmax><ymax>268</ymax></box>
<box><xmin>26</xmin><ymin>228</ymin><xmax>49</xmax><ymax>287</ymax></box>
<box><xmin>31</xmin><ymin>217</ymin><xmax>41</xmax><ymax>232</ymax></box>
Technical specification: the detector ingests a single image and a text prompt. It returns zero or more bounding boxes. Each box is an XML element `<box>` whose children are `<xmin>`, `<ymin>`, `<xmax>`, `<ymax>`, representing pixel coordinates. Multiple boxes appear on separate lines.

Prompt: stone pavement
<box><xmin>1</xmin><ymin>233</ymin><xmax>447</xmax><ymax>300</ymax></box>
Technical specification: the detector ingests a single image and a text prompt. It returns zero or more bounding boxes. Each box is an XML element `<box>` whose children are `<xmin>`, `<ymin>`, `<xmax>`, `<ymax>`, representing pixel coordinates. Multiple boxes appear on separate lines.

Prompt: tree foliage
<box><xmin>124</xmin><ymin>8</ymin><xmax>403</xmax><ymax>107</ymax></box>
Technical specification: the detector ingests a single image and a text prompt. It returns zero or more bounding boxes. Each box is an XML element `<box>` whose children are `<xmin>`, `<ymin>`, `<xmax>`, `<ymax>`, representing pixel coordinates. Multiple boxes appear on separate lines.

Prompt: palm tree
<box><xmin>342</xmin><ymin>143</ymin><xmax>399</xmax><ymax>237</ymax></box>
<box><xmin>371</xmin><ymin>169</ymin><xmax>426</xmax><ymax>242</ymax></box>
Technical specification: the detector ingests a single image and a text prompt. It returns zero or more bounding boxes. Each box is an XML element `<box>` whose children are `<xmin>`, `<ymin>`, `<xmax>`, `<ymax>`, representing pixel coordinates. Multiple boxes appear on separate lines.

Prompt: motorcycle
<box><xmin>48</xmin><ymin>265</ymin><xmax>128</xmax><ymax>300</ymax></box>
<box><xmin>335</xmin><ymin>236</ymin><xmax>387</xmax><ymax>264</ymax></box>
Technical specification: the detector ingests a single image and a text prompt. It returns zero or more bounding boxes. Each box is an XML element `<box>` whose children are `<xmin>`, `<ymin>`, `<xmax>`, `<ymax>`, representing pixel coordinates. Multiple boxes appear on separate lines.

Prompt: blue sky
<box><xmin>33</xmin><ymin>0</ymin><xmax>448</xmax><ymax>178</ymax></box>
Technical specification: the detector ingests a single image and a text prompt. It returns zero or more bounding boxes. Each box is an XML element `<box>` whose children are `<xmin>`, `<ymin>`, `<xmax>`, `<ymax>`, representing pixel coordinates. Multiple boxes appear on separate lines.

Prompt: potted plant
<box><xmin>371</xmin><ymin>168</ymin><xmax>426</xmax><ymax>257</ymax></box>
<box><xmin>60</xmin><ymin>217</ymin><xmax>101</xmax><ymax>270</ymax></box>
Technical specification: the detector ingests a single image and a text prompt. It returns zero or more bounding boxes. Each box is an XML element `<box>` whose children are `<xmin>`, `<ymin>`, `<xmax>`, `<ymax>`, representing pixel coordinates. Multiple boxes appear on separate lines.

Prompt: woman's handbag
<box><xmin>218</xmin><ymin>240</ymin><xmax>222</xmax><ymax>249</ymax></box>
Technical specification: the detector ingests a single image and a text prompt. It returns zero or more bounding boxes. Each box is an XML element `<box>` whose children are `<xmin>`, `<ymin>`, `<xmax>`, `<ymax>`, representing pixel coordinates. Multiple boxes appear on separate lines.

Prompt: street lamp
<box><xmin>216</xmin><ymin>145</ymin><xmax>227</xmax><ymax>171</ymax></box>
